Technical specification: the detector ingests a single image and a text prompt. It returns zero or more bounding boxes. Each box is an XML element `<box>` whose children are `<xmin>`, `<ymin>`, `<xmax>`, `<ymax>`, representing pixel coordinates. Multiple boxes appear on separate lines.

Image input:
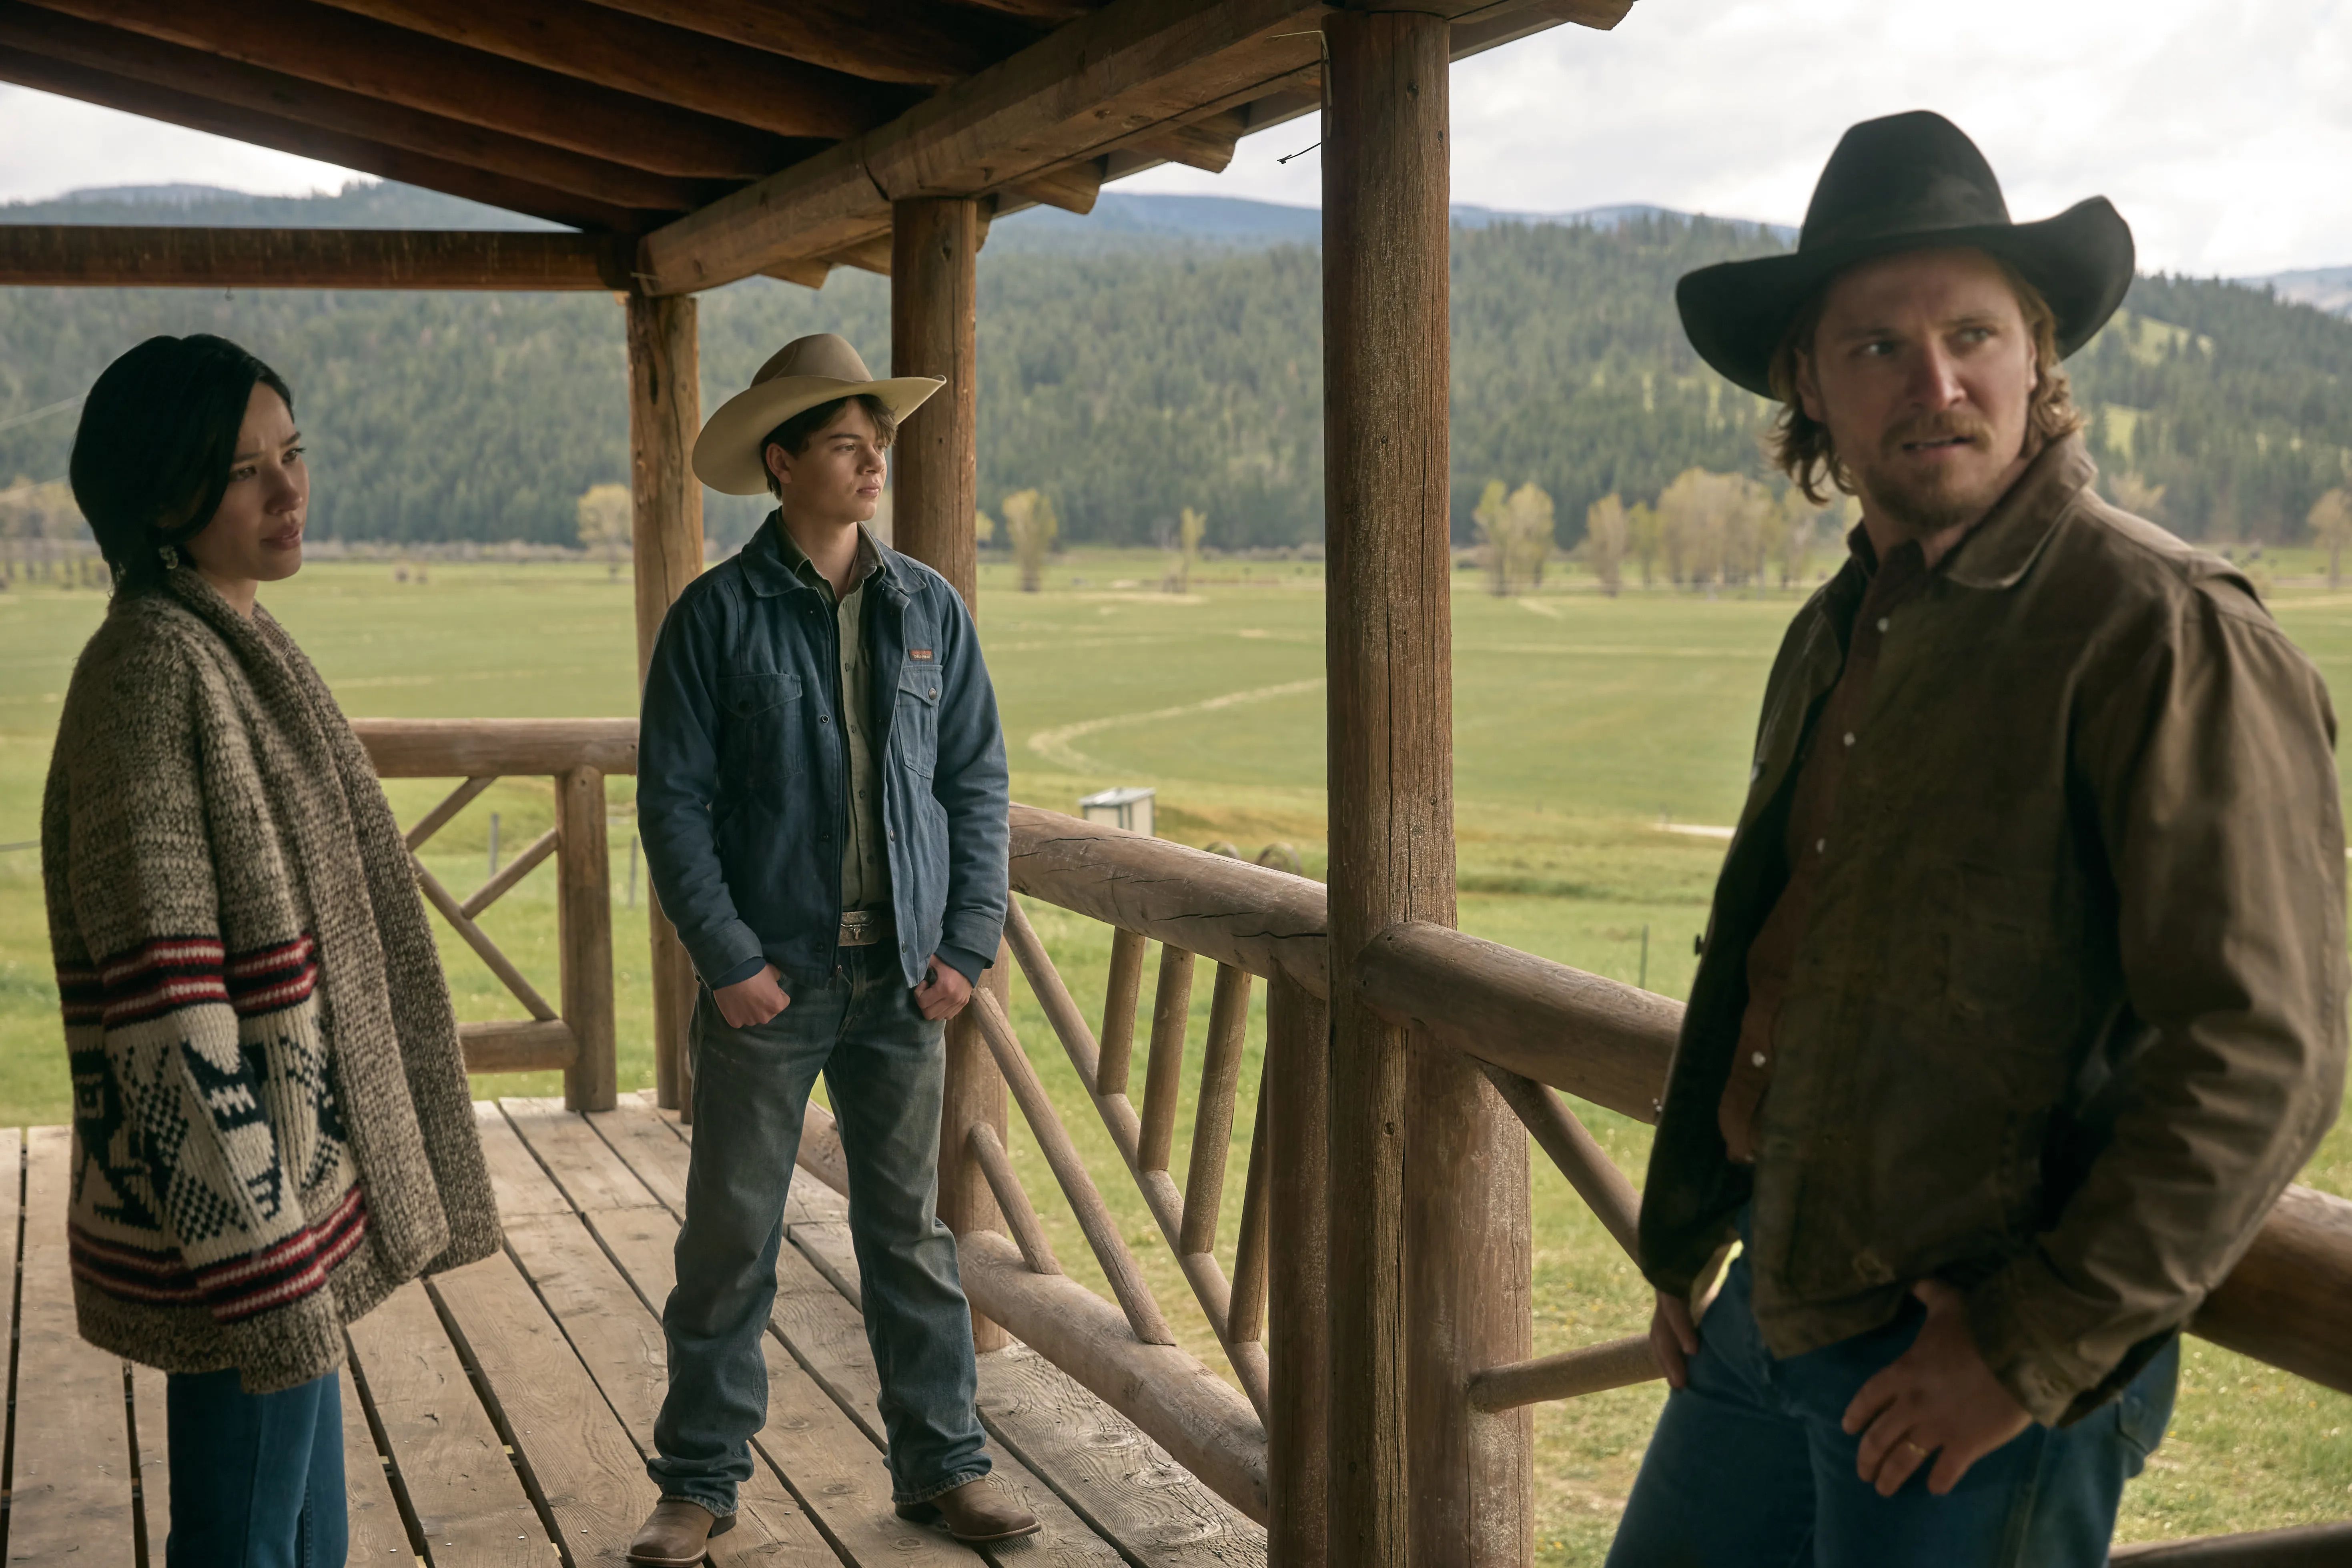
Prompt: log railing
<box><xmin>354</xmin><ymin>719</ymin><xmax>630</xmax><ymax>1112</ymax></box>
<box><xmin>974</xmin><ymin>804</ymin><xmax>2352</xmax><ymax>1560</ymax></box>
<box><xmin>338</xmin><ymin>722</ymin><xmax>2351</xmax><ymax>1556</ymax></box>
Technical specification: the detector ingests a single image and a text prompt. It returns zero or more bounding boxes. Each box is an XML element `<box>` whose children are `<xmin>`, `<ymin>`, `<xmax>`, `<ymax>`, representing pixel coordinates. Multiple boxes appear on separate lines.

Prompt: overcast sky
<box><xmin>3</xmin><ymin>0</ymin><xmax>2345</xmax><ymax>277</ymax></box>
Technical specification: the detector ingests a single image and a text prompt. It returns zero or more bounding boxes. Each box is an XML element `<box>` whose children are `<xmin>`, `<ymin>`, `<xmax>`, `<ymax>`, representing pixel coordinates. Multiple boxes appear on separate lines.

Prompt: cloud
<box><xmin>1124</xmin><ymin>0</ymin><xmax>2352</xmax><ymax>277</ymax></box>
<box><xmin>3</xmin><ymin>0</ymin><xmax>2345</xmax><ymax>275</ymax></box>
<box><xmin>0</xmin><ymin>86</ymin><xmax>352</xmax><ymax>205</ymax></box>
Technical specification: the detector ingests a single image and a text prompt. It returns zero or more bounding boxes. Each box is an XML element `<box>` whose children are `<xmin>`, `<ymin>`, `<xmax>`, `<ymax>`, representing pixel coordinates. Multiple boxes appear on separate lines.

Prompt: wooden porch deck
<box><xmin>0</xmin><ymin>1095</ymin><xmax>1263</xmax><ymax>1567</ymax></box>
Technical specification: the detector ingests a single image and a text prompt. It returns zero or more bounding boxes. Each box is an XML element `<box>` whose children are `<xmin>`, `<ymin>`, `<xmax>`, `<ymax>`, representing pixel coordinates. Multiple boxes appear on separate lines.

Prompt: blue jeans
<box><xmin>1608</xmin><ymin>1238</ymin><xmax>2178</xmax><ymax>1567</ymax></box>
<box><xmin>651</xmin><ymin>945</ymin><xmax>991</xmax><ymax>1511</ymax></box>
<box><xmin>165</xmin><ymin>1366</ymin><xmax>346</xmax><ymax>1568</ymax></box>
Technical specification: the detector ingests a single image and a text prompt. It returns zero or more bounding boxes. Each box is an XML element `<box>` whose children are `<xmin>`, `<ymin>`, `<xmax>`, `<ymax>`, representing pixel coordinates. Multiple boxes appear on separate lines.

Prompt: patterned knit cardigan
<box><xmin>40</xmin><ymin>569</ymin><xmax>499</xmax><ymax>1394</ymax></box>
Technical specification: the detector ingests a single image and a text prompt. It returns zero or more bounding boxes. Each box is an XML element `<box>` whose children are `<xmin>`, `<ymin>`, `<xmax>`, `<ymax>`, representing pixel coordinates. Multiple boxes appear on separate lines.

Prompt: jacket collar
<box><xmin>739</xmin><ymin>512</ymin><xmax>916</xmax><ymax>601</ymax></box>
<box><xmin>1938</xmin><ymin>433</ymin><xmax>2096</xmax><ymax>591</ymax></box>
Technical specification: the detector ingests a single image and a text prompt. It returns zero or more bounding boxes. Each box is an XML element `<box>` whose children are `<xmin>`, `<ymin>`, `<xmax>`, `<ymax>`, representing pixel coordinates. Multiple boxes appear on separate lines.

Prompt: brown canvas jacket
<box><xmin>1637</xmin><ymin>435</ymin><xmax>2348</xmax><ymax>1425</ymax></box>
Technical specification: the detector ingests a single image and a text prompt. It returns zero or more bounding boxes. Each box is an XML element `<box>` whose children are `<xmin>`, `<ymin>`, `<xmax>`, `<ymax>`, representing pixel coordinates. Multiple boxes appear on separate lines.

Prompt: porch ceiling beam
<box><xmin>0</xmin><ymin>46</ymin><xmax>650</xmax><ymax>233</ymax></box>
<box><xmin>16</xmin><ymin>0</ymin><xmax>803</xmax><ymax>179</ymax></box>
<box><xmin>636</xmin><ymin>0</ymin><xmax>1622</xmax><ymax>295</ymax></box>
<box><xmin>303</xmin><ymin>0</ymin><xmax>914</xmax><ymax>141</ymax></box>
<box><xmin>636</xmin><ymin>0</ymin><xmax>1332</xmax><ymax>294</ymax></box>
<box><xmin>584</xmin><ymin>0</ymin><xmax>1039</xmax><ymax>89</ymax></box>
<box><xmin>0</xmin><ymin>227</ymin><xmax>633</xmax><ymax>290</ymax></box>
<box><xmin>0</xmin><ymin>4</ymin><xmax>712</xmax><ymax>216</ymax></box>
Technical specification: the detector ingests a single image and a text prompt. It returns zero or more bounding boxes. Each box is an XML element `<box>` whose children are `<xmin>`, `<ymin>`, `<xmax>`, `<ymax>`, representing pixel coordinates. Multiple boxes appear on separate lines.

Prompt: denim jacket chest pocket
<box><xmin>717</xmin><ymin>670</ymin><xmax>805</xmax><ymax>790</ymax></box>
<box><xmin>895</xmin><ymin>663</ymin><xmax>942</xmax><ymax>778</ymax></box>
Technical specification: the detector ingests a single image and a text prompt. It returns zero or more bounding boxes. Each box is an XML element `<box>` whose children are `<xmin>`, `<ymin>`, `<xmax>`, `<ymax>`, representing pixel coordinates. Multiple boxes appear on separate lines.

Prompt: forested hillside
<box><xmin>3</xmin><ymin>184</ymin><xmax>2346</xmax><ymax>550</ymax></box>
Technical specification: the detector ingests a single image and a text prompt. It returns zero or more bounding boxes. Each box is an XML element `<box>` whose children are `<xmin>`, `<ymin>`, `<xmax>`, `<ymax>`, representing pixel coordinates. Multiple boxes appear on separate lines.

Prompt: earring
<box><xmin>158</xmin><ymin>543</ymin><xmax>180</xmax><ymax>570</ymax></box>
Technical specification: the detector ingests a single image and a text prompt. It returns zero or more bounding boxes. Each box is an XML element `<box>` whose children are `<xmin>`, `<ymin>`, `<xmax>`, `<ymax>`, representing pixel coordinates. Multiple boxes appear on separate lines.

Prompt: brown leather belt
<box><xmin>837</xmin><ymin>909</ymin><xmax>893</xmax><ymax>948</ymax></box>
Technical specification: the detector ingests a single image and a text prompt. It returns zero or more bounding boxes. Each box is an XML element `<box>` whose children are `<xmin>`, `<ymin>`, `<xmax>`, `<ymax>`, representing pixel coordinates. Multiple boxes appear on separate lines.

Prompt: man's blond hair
<box><xmin>1766</xmin><ymin>256</ymin><xmax>2087</xmax><ymax>505</ymax></box>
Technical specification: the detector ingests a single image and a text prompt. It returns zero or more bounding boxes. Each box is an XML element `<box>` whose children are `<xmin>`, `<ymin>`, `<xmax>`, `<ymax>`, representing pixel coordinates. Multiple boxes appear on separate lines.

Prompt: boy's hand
<box><xmin>714</xmin><ymin>963</ymin><xmax>790</xmax><ymax>1029</ymax></box>
<box><xmin>915</xmin><ymin>958</ymin><xmax>973</xmax><ymax>1021</ymax></box>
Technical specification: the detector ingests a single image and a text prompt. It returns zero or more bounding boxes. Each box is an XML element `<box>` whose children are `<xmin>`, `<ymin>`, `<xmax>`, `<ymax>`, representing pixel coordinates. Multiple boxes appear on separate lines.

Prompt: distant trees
<box><xmin>1584</xmin><ymin>493</ymin><xmax>1629</xmax><ymax>597</ymax></box>
<box><xmin>2311</xmin><ymin>487</ymin><xmax>2352</xmax><ymax>588</ymax></box>
<box><xmin>1001</xmin><ymin>488</ymin><xmax>1059</xmax><ymax>592</ymax></box>
<box><xmin>575</xmin><ymin>483</ymin><xmax>631</xmax><ymax>578</ymax></box>
<box><xmin>1173</xmin><ymin>505</ymin><xmax>1207</xmax><ymax>593</ymax></box>
<box><xmin>1472</xmin><ymin>480</ymin><xmax>1556</xmax><ymax>595</ymax></box>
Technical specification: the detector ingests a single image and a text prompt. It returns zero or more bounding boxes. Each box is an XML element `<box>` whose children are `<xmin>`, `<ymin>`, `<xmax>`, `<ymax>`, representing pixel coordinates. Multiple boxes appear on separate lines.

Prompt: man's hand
<box><xmin>714</xmin><ymin>963</ymin><xmax>790</xmax><ymax>1029</ymax></box>
<box><xmin>1843</xmin><ymin>1279</ymin><xmax>2034</xmax><ymax>1496</ymax></box>
<box><xmin>914</xmin><ymin>958</ymin><xmax>973</xmax><ymax>1021</ymax></box>
<box><xmin>1649</xmin><ymin>1289</ymin><xmax>1700</xmax><ymax>1389</ymax></box>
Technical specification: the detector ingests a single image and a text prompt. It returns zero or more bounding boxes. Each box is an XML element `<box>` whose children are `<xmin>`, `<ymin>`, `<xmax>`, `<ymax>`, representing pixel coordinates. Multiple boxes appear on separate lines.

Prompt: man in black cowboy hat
<box><xmin>1610</xmin><ymin>112</ymin><xmax>2346</xmax><ymax>1564</ymax></box>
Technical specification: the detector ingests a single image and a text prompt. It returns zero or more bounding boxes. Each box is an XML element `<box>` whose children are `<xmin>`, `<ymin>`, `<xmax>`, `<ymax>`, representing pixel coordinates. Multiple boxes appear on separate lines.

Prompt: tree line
<box><xmin>3</xmin><ymin>199</ymin><xmax>2346</xmax><ymax>553</ymax></box>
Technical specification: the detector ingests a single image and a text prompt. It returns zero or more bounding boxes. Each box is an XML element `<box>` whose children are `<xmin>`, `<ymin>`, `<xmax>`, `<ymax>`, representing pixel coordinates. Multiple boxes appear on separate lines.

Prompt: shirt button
<box><xmin>1877</xmin><ymin>617</ymin><xmax>1891</xmax><ymax>632</ymax></box>
<box><xmin>1815</xmin><ymin>838</ymin><xmax>1827</xmax><ymax>853</ymax></box>
<box><xmin>1751</xmin><ymin>1051</ymin><xmax>1767</xmax><ymax>1067</ymax></box>
<box><xmin>1843</xmin><ymin>732</ymin><xmax>1855</xmax><ymax>747</ymax></box>
<box><xmin>820</xmin><ymin>714</ymin><xmax>831</xmax><ymax>725</ymax></box>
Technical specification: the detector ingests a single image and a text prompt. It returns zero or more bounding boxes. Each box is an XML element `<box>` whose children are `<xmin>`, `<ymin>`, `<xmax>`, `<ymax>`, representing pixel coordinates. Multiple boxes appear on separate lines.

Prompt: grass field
<box><xmin>2</xmin><ymin>547</ymin><xmax>2346</xmax><ymax>1558</ymax></box>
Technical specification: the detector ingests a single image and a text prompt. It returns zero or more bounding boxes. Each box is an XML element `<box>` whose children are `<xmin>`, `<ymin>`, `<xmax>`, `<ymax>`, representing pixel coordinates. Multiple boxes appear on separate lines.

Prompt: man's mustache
<box><xmin>1883</xmin><ymin>413</ymin><xmax>1994</xmax><ymax>455</ymax></box>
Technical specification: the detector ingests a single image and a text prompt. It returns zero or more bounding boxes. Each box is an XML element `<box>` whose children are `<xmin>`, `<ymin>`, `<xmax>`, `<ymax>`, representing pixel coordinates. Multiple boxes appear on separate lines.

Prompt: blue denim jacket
<box><xmin>638</xmin><ymin>517</ymin><xmax>1009</xmax><ymax>995</ymax></box>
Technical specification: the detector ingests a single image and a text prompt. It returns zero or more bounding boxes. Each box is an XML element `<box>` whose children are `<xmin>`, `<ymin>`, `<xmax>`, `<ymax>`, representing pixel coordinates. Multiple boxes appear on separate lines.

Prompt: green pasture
<box><xmin>2</xmin><ymin>548</ymin><xmax>2346</xmax><ymax>1558</ymax></box>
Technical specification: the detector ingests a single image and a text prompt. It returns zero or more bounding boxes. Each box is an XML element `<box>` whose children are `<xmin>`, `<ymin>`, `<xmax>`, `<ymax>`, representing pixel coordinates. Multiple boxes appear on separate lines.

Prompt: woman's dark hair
<box><xmin>70</xmin><ymin>334</ymin><xmax>295</xmax><ymax>590</ymax></box>
<box><xmin>761</xmin><ymin>393</ymin><xmax>897</xmax><ymax>499</ymax></box>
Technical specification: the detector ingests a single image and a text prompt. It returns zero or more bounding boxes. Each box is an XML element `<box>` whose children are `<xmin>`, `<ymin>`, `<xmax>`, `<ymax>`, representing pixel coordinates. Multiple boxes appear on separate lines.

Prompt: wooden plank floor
<box><xmin>0</xmin><ymin>1097</ymin><xmax>1265</xmax><ymax>1567</ymax></box>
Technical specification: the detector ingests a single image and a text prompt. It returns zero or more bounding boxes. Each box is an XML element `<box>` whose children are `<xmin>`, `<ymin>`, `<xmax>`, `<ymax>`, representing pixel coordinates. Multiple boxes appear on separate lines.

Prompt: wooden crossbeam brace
<box><xmin>404</xmin><ymin>776</ymin><xmax>497</xmax><ymax>852</ymax></box>
<box><xmin>1479</xmin><ymin>1060</ymin><xmax>1644</xmax><ymax>1263</ymax></box>
<box><xmin>412</xmin><ymin>856</ymin><xmax>557</xmax><ymax>1022</ymax></box>
<box><xmin>460</xmin><ymin>826</ymin><xmax>559</xmax><ymax>920</ymax></box>
<box><xmin>966</xmin><ymin>1123</ymin><xmax>1062</xmax><ymax>1275</ymax></box>
<box><xmin>1466</xmin><ymin>1334</ymin><xmax>1656</xmax><ymax>1412</ymax></box>
<box><xmin>0</xmin><ymin>227</ymin><xmax>634</xmax><ymax>291</ymax></box>
<box><xmin>968</xmin><ymin>988</ymin><xmax>1176</xmax><ymax>1346</ymax></box>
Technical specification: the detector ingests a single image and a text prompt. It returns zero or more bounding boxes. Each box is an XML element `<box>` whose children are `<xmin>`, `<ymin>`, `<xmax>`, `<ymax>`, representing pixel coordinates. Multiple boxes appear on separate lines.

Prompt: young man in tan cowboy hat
<box><xmin>629</xmin><ymin>333</ymin><xmax>1035</xmax><ymax>1562</ymax></box>
<box><xmin>1611</xmin><ymin>112</ymin><xmax>2346</xmax><ymax>1565</ymax></box>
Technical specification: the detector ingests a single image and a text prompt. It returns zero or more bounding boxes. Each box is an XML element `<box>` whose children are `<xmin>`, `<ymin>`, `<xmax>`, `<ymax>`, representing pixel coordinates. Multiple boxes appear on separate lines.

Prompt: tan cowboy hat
<box><xmin>692</xmin><ymin>333</ymin><xmax>944</xmax><ymax>495</ymax></box>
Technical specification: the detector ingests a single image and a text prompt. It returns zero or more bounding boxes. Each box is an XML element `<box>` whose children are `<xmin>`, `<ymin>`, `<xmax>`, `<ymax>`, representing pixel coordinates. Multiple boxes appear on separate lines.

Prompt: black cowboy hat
<box><xmin>1676</xmin><ymin>110</ymin><xmax>2135</xmax><ymax>398</ymax></box>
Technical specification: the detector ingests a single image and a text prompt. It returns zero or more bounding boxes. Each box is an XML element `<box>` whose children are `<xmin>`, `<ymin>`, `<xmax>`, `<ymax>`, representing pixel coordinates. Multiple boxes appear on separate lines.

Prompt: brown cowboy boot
<box><xmin>627</xmin><ymin>1498</ymin><xmax>735</xmax><ymax>1566</ymax></box>
<box><xmin>895</xmin><ymin>1477</ymin><xmax>1041</xmax><ymax>1543</ymax></box>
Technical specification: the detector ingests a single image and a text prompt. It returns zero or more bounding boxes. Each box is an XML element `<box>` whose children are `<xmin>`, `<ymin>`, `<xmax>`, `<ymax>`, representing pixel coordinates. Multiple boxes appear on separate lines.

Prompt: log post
<box><xmin>1324</xmin><ymin>11</ymin><xmax>1529</xmax><ymax>1565</ymax></box>
<box><xmin>890</xmin><ymin>194</ymin><xmax>1009</xmax><ymax>1351</ymax></box>
<box><xmin>625</xmin><ymin>289</ymin><xmax>704</xmax><ymax>1115</ymax></box>
<box><xmin>555</xmin><ymin>765</ymin><xmax>618</xmax><ymax>1112</ymax></box>
<box><xmin>1267</xmin><ymin>972</ymin><xmax>1330</xmax><ymax>1568</ymax></box>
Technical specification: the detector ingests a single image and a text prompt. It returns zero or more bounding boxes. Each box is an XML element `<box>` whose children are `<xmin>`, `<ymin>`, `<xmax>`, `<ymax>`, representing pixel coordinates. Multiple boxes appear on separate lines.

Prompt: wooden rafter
<box><xmin>636</xmin><ymin>0</ymin><xmax>1331</xmax><ymax>292</ymax></box>
<box><xmin>951</xmin><ymin>0</ymin><xmax>1103</xmax><ymax>20</ymax></box>
<box><xmin>18</xmin><ymin>0</ymin><xmax>801</xmax><ymax>179</ymax></box>
<box><xmin>303</xmin><ymin>0</ymin><xmax>914</xmax><ymax>141</ymax></box>
<box><xmin>0</xmin><ymin>44</ymin><xmax>649</xmax><ymax>231</ymax></box>
<box><xmin>0</xmin><ymin>4</ymin><xmax>711</xmax><ymax>215</ymax></box>
<box><xmin>0</xmin><ymin>227</ymin><xmax>633</xmax><ymax>290</ymax></box>
<box><xmin>587</xmin><ymin>0</ymin><xmax>1038</xmax><ymax>89</ymax></box>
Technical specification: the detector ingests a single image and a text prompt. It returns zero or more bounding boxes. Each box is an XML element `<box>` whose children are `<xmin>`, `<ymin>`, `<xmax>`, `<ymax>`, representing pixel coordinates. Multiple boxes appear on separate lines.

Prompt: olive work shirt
<box><xmin>774</xmin><ymin>521</ymin><xmax>892</xmax><ymax>916</ymax></box>
<box><xmin>1721</xmin><ymin>528</ymin><xmax>1935</xmax><ymax>1161</ymax></box>
<box><xmin>1638</xmin><ymin>436</ymin><xmax>2347</xmax><ymax>1427</ymax></box>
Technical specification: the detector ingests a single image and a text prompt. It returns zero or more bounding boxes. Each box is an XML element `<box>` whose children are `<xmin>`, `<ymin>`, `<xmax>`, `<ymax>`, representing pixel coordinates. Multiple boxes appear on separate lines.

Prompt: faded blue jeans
<box><xmin>165</xmin><ymin>1365</ymin><xmax>346</xmax><ymax>1567</ymax></box>
<box><xmin>650</xmin><ymin>945</ymin><xmax>991</xmax><ymax>1512</ymax></box>
<box><xmin>1607</xmin><ymin>1223</ymin><xmax>2178</xmax><ymax>1567</ymax></box>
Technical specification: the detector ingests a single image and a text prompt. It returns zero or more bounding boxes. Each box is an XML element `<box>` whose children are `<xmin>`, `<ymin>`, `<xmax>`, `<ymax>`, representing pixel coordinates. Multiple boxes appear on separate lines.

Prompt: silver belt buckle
<box><xmin>838</xmin><ymin>910</ymin><xmax>881</xmax><ymax>947</ymax></box>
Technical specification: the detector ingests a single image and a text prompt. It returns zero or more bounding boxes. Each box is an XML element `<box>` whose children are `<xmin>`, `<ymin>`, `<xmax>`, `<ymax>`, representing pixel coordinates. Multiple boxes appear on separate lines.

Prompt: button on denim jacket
<box><xmin>638</xmin><ymin>517</ymin><xmax>1009</xmax><ymax>995</ymax></box>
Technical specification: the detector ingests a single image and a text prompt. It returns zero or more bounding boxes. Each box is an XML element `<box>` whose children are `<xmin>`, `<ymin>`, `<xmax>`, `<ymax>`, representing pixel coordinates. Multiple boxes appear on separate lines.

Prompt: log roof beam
<box><xmin>302</xmin><ymin>0</ymin><xmax>918</xmax><ymax>141</ymax></box>
<box><xmin>17</xmin><ymin>0</ymin><xmax>808</xmax><ymax>178</ymax></box>
<box><xmin>0</xmin><ymin>44</ymin><xmax>651</xmax><ymax>232</ymax></box>
<box><xmin>0</xmin><ymin>4</ymin><xmax>714</xmax><ymax>218</ymax></box>
<box><xmin>636</xmin><ymin>0</ymin><xmax>1626</xmax><ymax>295</ymax></box>
<box><xmin>636</xmin><ymin>0</ymin><xmax>1333</xmax><ymax>293</ymax></box>
<box><xmin>0</xmin><ymin>226</ymin><xmax>634</xmax><ymax>290</ymax></box>
<box><xmin>585</xmin><ymin>0</ymin><xmax>1042</xmax><ymax>89</ymax></box>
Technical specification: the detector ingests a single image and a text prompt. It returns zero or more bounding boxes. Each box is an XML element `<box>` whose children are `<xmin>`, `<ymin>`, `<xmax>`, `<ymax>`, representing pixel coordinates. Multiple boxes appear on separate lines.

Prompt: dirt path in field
<box><xmin>1027</xmin><ymin>677</ymin><xmax>1325</xmax><ymax>773</ymax></box>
